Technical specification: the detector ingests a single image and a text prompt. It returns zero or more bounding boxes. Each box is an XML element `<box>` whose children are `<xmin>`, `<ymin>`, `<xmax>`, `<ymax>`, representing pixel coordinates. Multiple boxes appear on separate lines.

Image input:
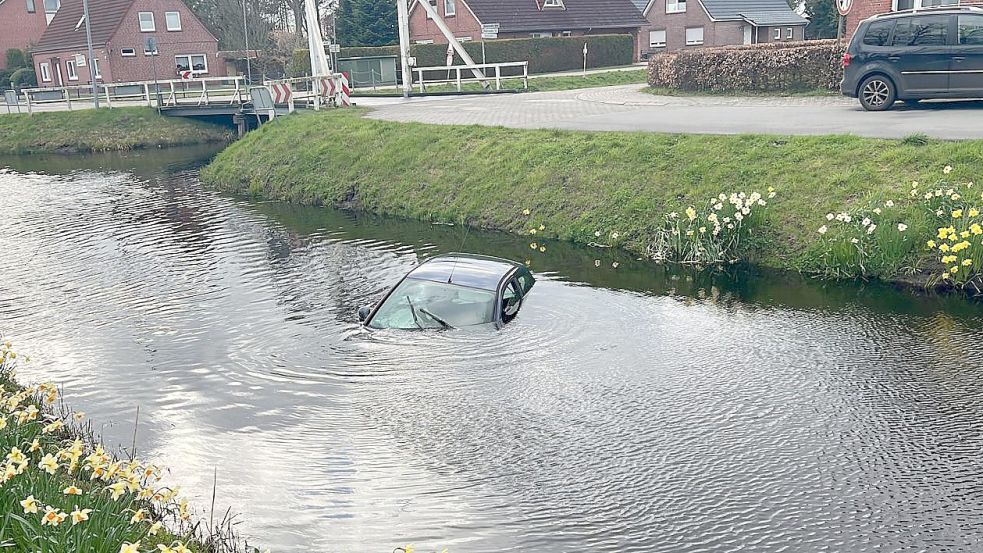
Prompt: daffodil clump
<box><xmin>648</xmin><ymin>188</ymin><xmax>775</xmax><ymax>264</ymax></box>
<box><xmin>0</xmin><ymin>340</ymin><xmax>234</xmax><ymax>553</ymax></box>
<box><xmin>812</xmin><ymin>197</ymin><xmax>914</xmax><ymax>278</ymax></box>
<box><xmin>913</xmin><ymin>169</ymin><xmax>983</xmax><ymax>288</ymax></box>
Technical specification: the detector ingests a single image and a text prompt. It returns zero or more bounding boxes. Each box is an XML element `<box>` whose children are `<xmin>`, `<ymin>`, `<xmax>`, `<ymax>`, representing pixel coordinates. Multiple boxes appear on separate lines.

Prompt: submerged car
<box><xmin>358</xmin><ymin>253</ymin><xmax>535</xmax><ymax>330</ymax></box>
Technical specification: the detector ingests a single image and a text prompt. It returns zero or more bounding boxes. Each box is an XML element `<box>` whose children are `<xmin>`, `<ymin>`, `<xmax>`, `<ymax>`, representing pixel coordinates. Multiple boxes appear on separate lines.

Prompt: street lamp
<box><xmin>82</xmin><ymin>0</ymin><xmax>99</xmax><ymax>108</ymax></box>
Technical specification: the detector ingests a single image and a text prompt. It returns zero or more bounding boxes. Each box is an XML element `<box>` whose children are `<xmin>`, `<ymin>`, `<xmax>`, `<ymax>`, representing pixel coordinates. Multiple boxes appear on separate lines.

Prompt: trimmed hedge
<box><xmin>289</xmin><ymin>34</ymin><xmax>635</xmax><ymax>78</ymax></box>
<box><xmin>647</xmin><ymin>40</ymin><xmax>846</xmax><ymax>93</ymax></box>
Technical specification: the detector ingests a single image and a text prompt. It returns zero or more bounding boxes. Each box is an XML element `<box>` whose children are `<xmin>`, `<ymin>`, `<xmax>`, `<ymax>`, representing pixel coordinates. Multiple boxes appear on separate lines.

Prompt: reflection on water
<box><xmin>1</xmin><ymin>151</ymin><xmax>983</xmax><ymax>553</ymax></box>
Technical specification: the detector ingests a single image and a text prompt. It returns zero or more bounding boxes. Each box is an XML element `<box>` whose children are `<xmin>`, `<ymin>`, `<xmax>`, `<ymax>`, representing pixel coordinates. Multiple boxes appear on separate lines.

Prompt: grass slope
<box><xmin>355</xmin><ymin>69</ymin><xmax>647</xmax><ymax>96</ymax></box>
<box><xmin>200</xmin><ymin>109</ymin><xmax>983</xmax><ymax>277</ymax></box>
<box><xmin>0</xmin><ymin>108</ymin><xmax>232</xmax><ymax>155</ymax></box>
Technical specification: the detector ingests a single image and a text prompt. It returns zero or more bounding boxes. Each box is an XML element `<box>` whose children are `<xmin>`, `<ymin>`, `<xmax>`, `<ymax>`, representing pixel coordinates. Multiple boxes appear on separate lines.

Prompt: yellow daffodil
<box><xmin>38</xmin><ymin>453</ymin><xmax>58</xmax><ymax>475</ymax></box>
<box><xmin>6</xmin><ymin>447</ymin><xmax>26</xmax><ymax>465</ymax></box>
<box><xmin>953</xmin><ymin>209</ymin><xmax>963</xmax><ymax>219</ymax></box>
<box><xmin>528</xmin><ymin>228</ymin><xmax>536</xmax><ymax>235</ymax></box>
<box><xmin>130</xmin><ymin>509</ymin><xmax>147</xmax><ymax>524</ymax></box>
<box><xmin>944</xmin><ymin>165</ymin><xmax>953</xmax><ymax>174</ymax></box>
<box><xmin>942</xmin><ymin>255</ymin><xmax>957</xmax><ymax>264</ymax></box>
<box><xmin>538</xmin><ymin>224</ymin><xmax>545</xmax><ymax>231</ymax></box>
<box><xmin>20</xmin><ymin>495</ymin><xmax>39</xmax><ymax>514</ymax></box>
<box><xmin>940</xmin><ymin>244</ymin><xmax>951</xmax><ymax>252</ymax></box>
<box><xmin>63</xmin><ymin>486</ymin><xmax>83</xmax><ymax>496</ymax></box>
<box><xmin>178</xmin><ymin>498</ymin><xmax>190</xmax><ymax>521</ymax></box>
<box><xmin>970</xmin><ymin>208</ymin><xmax>980</xmax><ymax>217</ymax></box>
<box><xmin>71</xmin><ymin>507</ymin><xmax>93</xmax><ymax>526</ymax></box>
<box><xmin>41</xmin><ymin>419</ymin><xmax>63</xmax><ymax>434</ymax></box>
<box><xmin>927</xmin><ymin>240</ymin><xmax>936</xmax><ymax>248</ymax></box>
<box><xmin>119</xmin><ymin>542</ymin><xmax>141</xmax><ymax>553</ymax></box>
<box><xmin>522</xmin><ymin>209</ymin><xmax>530</xmax><ymax>216</ymax></box>
<box><xmin>685</xmin><ymin>207</ymin><xmax>697</xmax><ymax>221</ymax></box>
<box><xmin>2</xmin><ymin>463</ymin><xmax>17</xmax><ymax>483</ymax></box>
<box><xmin>41</xmin><ymin>506</ymin><xmax>67</xmax><ymax>527</ymax></box>
<box><xmin>108</xmin><ymin>481</ymin><xmax>128</xmax><ymax>501</ymax></box>
<box><xmin>157</xmin><ymin>546</ymin><xmax>176</xmax><ymax>553</ymax></box>
<box><xmin>148</xmin><ymin>521</ymin><xmax>164</xmax><ymax>536</ymax></box>
<box><xmin>951</xmin><ymin>266</ymin><xmax>960</xmax><ymax>274</ymax></box>
<box><xmin>0</xmin><ymin>417</ymin><xmax>6</xmax><ymax>431</ymax></box>
<box><xmin>28</xmin><ymin>439</ymin><xmax>40</xmax><ymax>453</ymax></box>
<box><xmin>962</xmin><ymin>259</ymin><xmax>973</xmax><ymax>267</ymax></box>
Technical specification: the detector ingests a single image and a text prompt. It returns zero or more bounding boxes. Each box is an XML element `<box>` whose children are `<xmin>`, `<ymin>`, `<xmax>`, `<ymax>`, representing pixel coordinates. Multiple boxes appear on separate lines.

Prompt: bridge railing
<box><xmin>20</xmin><ymin>76</ymin><xmax>246</xmax><ymax>114</ymax></box>
<box><xmin>412</xmin><ymin>62</ymin><xmax>529</xmax><ymax>93</ymax></box>
<box><xmin>263</xmin><ymin>75</ymin><xmax>350</xmax><ymax>112</ymax></box>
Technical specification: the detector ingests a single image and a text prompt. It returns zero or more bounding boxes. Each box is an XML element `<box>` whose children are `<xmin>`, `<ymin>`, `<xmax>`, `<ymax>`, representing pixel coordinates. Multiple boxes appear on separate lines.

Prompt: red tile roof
<box><xmin>464</xmin><ymin>0</ymin><xmax>649</xmax><ymax>32</ymax></box>
<box><xmin>34</xmin><ymin>0</ymin><xmax>134</xmax><ymax>54</ymax></box>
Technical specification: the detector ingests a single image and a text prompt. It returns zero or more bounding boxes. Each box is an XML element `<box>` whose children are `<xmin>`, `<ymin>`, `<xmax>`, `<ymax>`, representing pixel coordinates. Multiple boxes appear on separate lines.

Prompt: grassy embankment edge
<box><xmin>0</xmin><ymin>107</ymin><xmax>233</xmax><ymax>155</ymax></box>
<box><xmin>353</xmin><ymin>68</ymin><xmax>648</xmax><ymax>96</ymax></box>
<box><xmin>199</xmin><ymin>109</ymin><xmax>983</xmax><ymax>289</ymax></box>
<box><xmin>0</xmin><ymin>342</ymin><xmax>256</xmax><ymax>553</ymax></box>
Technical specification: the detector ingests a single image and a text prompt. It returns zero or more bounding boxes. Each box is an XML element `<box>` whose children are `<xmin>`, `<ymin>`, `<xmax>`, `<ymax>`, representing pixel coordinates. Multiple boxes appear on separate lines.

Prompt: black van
<box><xmin>841</xmin><ymin>7</ymin><xmax>983</xmax><ymax>111</ymax></box>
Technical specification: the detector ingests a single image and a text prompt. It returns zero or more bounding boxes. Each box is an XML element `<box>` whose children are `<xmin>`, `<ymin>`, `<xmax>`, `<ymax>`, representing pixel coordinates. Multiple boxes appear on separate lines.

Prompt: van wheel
<box><xmin>859</xmin><ymin>75</ymin><xmax>896</xmax><ymax>111</ymax></box>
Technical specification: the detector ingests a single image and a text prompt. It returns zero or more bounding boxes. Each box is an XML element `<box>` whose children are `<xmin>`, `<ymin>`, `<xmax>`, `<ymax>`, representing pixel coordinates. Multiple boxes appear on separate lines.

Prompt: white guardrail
<box><xmin>263</xmin><ymin>74</ymin><xmax>351</xmax><ymax>112</ymax></box>
<box><xmin>413</xmin><ymin>62</ymin><xmax>529</xmax><ymax>93</ymax></box>
<box><xmin>18</xmin><ymin>76</ymin><xmax>246</xmax><ymax>114</ymax></box>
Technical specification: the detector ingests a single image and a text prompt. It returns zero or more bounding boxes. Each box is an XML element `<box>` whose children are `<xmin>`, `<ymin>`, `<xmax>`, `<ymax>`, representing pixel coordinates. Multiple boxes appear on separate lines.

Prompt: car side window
<box><xmin>501</xmin><ymin>279</ymin><xmax>521</xmax><ymax>322</ymax></box>
<box><xmin>958</xmin><ymin>15</ymin><xmax>983</xmax><ymax>46</ymax></box>
<box><xmin>892</xmin><ymin>15</ymin><xmax>950</xmax><ymax>47</ymax></box>
<box><xmin>863</xmin><ymin>20</ymin><xmax>895</xmax><ymax>46</ymax></box>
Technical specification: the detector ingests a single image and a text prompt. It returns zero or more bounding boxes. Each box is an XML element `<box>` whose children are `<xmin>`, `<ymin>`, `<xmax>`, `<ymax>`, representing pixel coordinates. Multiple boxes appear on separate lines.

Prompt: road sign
<box><xmin>318</xmin><ymin>77</ymin><xmax>335</xmax><ymax>98</ymax></box>
<box><xmin>75</xmin><ymin>54</ymin><xmax>86</xmax><ymax>66</ymax></box>
<box><xmin>271</xmin><ymin>82</ymin><xmax>293</xmax><ymax>103</ymax></box>
<box><xmin>339</xmin><ymin>72</ymin><xmax>351</xmax><ymax>107</ymax></box>
<box><xmin>179</xmin><ymin>70</ymin><xmax>193</xmax><ymax>80</ymax></box>
<box><xmin>481</xmin><ymin>23</ymin><xmax>499</xmax><ymax>39</ymax></box>
<box><xmin>446</xmin><ymin>43</ymin><xmax>454</xmax><ymax>66</ymax></box>
<box><xmin>837</xmin><ymin>0</ymin><xmax>852</xmax><ymax>16</ymax></box>
<box><xmin>329</xmin><ymin>43</ymin><xmax>341</xmax><ymax>53</ymax></box>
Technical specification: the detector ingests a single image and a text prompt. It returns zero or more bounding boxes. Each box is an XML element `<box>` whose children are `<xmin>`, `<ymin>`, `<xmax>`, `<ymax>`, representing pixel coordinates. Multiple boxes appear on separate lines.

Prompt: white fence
<box><xmin>412</xmin><ymin>62</ymin><xmax>529</xmax><ymax>93</ymax></box>
<box><xmin>263</xmin><ymin>74</ymin><xmax>350</xmax><ymax>112</ymax></box>
<box><xmin>18</xmin><ymin>76</ymin><xmax>246</xmax><ymax>114</ymax></box>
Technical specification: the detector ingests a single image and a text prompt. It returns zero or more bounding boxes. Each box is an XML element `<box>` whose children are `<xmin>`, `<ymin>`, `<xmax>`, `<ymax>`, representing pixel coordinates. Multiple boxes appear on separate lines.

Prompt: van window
<box><xmin>892</xmin><ymin>15</ymin><xmax>949</xmax><ymax>47</ymax></box>
<box><xmin>958</xmin><ymin>15</ymin><xmax>983</xmax><ymax>45</ymax></box>
<box><xmin>863</xmin><ymin>20</ymin><xmax>895</xmax><ymax>46</ymax></box>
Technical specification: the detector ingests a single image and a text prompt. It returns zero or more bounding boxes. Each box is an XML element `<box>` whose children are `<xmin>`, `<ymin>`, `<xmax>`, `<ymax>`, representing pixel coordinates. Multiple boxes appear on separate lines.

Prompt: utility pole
<box><xmin>242</xmin><ymin>0</ymin><xmax>252</xmax><ymax>83</ymax></box>
<box><xmin>396</xmin><ymin>0</ymin><xmax>412</xmax><ymax>97</ymax></box>
<box><xmin>82</xmin><ymin>0</ymin><xmax>99</xmax><ymax>108</ymax></box>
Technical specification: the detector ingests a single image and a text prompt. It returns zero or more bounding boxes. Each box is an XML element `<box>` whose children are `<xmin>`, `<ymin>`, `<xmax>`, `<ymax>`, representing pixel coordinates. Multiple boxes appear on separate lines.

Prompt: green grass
<box><xmin>0</xmin><ymin>108</ymin><xmax>233</xmax><ymax>155</ymax></box>
<box><xmin>0</xmin><ymin>343</ymin><xmax>251</xmax><ymax>553</ymax></box>
<box><xmin>644</xmin><ymin>86</ymin><xmax>838</xmax><ymax>97</ymax></box>
<box><xmin>200</xmin><ymin>109</ymin><xmax>983</xmax><ymax>284</ymax></box>
<box><xmin>353</xmin><ymin>69</ymin><xmax>647</xmax><ymax>96</ymax></box>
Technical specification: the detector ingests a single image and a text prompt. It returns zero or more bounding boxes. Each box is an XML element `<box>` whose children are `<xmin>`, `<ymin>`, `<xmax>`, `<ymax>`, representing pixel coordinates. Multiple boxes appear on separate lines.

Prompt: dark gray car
<box><xmin>841</xmin><ymin>7</ymin><xmax>983</xmax><ymax>111</ymax></box>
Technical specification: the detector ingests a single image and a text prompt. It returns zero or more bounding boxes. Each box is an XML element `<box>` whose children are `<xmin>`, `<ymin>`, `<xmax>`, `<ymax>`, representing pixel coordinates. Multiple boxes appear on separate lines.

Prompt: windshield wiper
<box><xmin>405</xmin><ymin>295</ymin><xmax>423</xmax><ymax>329</ymax></box>
<box><xmin>419</xmin><ymin>307</ymin><xmax>453</xmax><ymax>330</ymax></box>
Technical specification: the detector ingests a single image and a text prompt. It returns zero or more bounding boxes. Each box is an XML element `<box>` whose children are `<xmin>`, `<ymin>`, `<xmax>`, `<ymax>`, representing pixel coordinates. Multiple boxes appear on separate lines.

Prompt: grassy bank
<box><xmin>0</xmin><ymin>108</ymin><xmax>233</xmax><ymax>155</ymax></box>
<box><xmin>200</xmin><ymin>109</ymin><xmax>983</xmax><ymax>288</ymax></box>
<box><xmin>354</xmin><ymin>69</ymin><xmax>647</xmax><ymax>96</ymax></box>
<box><xmin>0</xmin><ymin>341</ymin><xmax>252</xmax><ymax>553</ymax></box>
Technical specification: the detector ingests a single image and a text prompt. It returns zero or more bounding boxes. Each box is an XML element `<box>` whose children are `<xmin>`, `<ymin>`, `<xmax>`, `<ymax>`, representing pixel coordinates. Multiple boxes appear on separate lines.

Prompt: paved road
<box><xmin>363</xmin><ymin>85</ymin><xmax>983</xmax><ymax>139</ymax></box>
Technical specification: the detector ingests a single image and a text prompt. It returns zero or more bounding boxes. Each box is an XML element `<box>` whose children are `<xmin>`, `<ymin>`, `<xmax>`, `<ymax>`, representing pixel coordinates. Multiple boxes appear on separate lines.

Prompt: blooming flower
<box><xmin>867</xmin><ymin>224</ymin><xmax>877</xmax><ymax>235</ymax></box>
<box><xmin>39</xmin><ymin>453</ymin><xmax>58</xmax><ymax>475</ymax></box>
<box><xmin>970</xmin><ymin>208</ymin><xmax>980</xmax><ymax>217</ymax></box>
<box><xmin>610</xmin><ymin>232</ymin><xmax>620</xmax><ymax>239</ymax></box>
<box><xmin>594</xmin><ymin>231</ymin><xmax>601</xmax><ymax>237</ymax></box>
<box><xmin>851</xmin><ymin>238</ymin><xmax>860</xmax><ymax>244</ymax></box>
<box><xmin>71</xmin><ymin>507</ymin><xmax>93</xmax><ymax>526</ymax></box>
<box><xmin>953</xmin><ymin>209</ymin><xmax>963</xmax><ymax>219</ymax></box>
<box><xmin>862</xmin><ymin>218</ymin><xmax>871</xmax><ymax>227</ymax></box>
<box><xmin>41</xmin><ymin>419</ymin><xmax>62</xmax><ymax>434</ymax></box>
<box><xmin>522</xmin><ymin>209</ymin><xmax>530</xmax><ymax>216</ymax></box>
<box><xmin>685</xmin><ymin>207</ymin><xmax>697</xmax><ymax>221</ymax></box>
<box><xmin>612</xmin><ymin>262</ymin><xmax>619</xmax><ymax>268</ymax></box>
<box><xmin>826</xmin><ymin>213</ymin><xmax>834</xmax><ymax>221</ymax></box>
<box><xmin>148</xmin><ymin>521</ymin><xmax>164</xmax><ymax>536</ymax></box>
<box><xmin>131</xmin><ymin>508</ymin><xmax>147</xmax><ymax>524</ymax></box>
<box><xmin>528</xmin><ymin>229</ymin><xmax>537</xmax><ymax>235</ymax></box>
<box><xmin>20</xmin><ymin>495</ymin><xmax>39</xmax><ymax>514</ymax></box>
<box><xmin>120</xmin><ymin>542</ymin><xmax>141</xmax><ymax>553</ymax></box>
<box><xmin>963</xmin><ymin>259</ymin><xmax>973</xmax><ymax>267</ymax></box>
<box><xmin>897</xmin><ymin>223</ymin><xmax>908</xmax><ymax>232</ymax></box>
<box><xmin>41</xmin><ymin>506</ymin><xmax>67</xmax><ymax>527</ymax></box>
<box><xmin>885</xmin><ymin>200</ymin><xmax>895</xmax><ymax>208</ymax></box>
<box><xmin>28</xmin><ymin>439</ymin><xmax>40</xmax><ymax>453</ymax></box>
<box><xmin>63</xmin><ymin>486</ymin><xmax>83</xmax><ymax>496</ymax></box>
<box><xmin>108</xmin><ymin>481</ymin><xmax>128</xmax><ymax>501</ymax></box>
<box><xmin>944</xmin><ymin>165</ymin><xmax>953</xmax><ymax>174</ymax></box>
<box><xmin>818</xmin><ymin>225</ymin><xmax>828</xmax><ymax>235</ymax></box>
<box><xmin>594</xmin><ymin>260</ymin><xmax>601</xmax><ymax>267</ymax></box>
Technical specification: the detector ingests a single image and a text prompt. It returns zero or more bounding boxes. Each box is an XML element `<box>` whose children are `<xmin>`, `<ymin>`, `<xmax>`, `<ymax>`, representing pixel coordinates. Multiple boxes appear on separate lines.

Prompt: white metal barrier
<box><xmin>263</xmin><ymin>74</ymin><xmax>350</xmax><ymax>113</ymax></box>
<box><xmin>20</xmin><ymin>76</ymin><xmax>246</xmax><ymax>114</ymax></box>
<box><xmin>413</xmin><ymin>62</ymin><xmax>529</xmax><ymax>93</ymax></box>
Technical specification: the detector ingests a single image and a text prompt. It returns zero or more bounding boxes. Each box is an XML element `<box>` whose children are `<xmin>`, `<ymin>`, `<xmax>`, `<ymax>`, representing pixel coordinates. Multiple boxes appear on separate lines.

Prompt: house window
<box><xmin>666</xmin><ymin>0</ymin><xmax>686</xmax><ymax>14</ymax></box>
<box><xmin>175</xmin><ymin>54</ymin><xmax>208</xmax><ymax>75</ymax></box>
<box><xmin>121</xmin><ymin>47</ymin><xmax>136</xmax><ymax>57</ymax></box>
<box><xmin>165</xmin><ymin>11</ymin><xmax>182</xmax><ymax>31</ymax></box>
<box><xmin>426</xmin><ymin>0</ymin><xmax>436</xmax><ymax>18</ymax></box>
<box><xmin>144</xmin><ymin>40</ymin><xmax>158</xmax><ymax>55</ymax></box>
<box><xmin>685</xmin><ymin>26</ymin><xmax>704</xmax><ymax>45</ymax></box>
<box><xmin>43</xmin><ymin>0</ymin><xmax>57</xmax><ymax>12</ymax></box>
<box><xmin>66</xmin><ymin>59</ymin><xmax>78</xmax><ymax>81</ymax></box>
<box><xmin>92</xmin><ymin>57</ymin><xmax>101</xmax><ymax>78</ymax></box>
<box><xmin>26</xmin><ymin>0</ymin><xmax>36</xmax><ymax>13</ymax></box>
<box><xmin>786</xmin><ymin>27</ymin><xmax>793</xmax><ymax>38</ymax></box>
<box><xmin>39</xmin><ymin>62</ymin><xmax>51</xmax><ymax>82</ymax></box>
<box><xmin>543</xmin><ymin>0</ymin><xmax>565</xmax><ymax>7</ymax></box>
<box><xmin>530</xmin><ymin>32</ymin><xmax>552</xmax><ymax>38</ymax></box>
<box><xmin>774</xmin><ymin>27</ymin><xmax>781</xmax><ymax>39</ymax></box>
<box><xmin>138</xmin><ymin>11</ymin><xmax>155</xmax><ymax>32</ymax></box>
<box><xmin>444</xmin><ymin>0</ymin><xmax>455</xmax><ymax>16</ymax></box>
<box><xmin>561</xmin><ymin>30</ymin><xmax>572</xmax><ymax>36</ymax></box>
<box><xmin>649</xmin><ymin>29</ymin><xmax>667</xmax><ymax>48</ymax></box>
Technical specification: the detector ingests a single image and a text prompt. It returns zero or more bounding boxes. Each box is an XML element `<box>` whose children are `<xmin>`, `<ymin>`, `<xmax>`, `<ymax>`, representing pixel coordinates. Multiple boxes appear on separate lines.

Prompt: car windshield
<box><xmin>368</xmin><ymin>278</ymin><xmax>497</xmax><ymax>330</ymax></box>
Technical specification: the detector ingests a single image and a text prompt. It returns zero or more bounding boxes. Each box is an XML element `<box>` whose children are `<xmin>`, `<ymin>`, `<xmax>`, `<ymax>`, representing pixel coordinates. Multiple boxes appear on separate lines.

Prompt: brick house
<box><xmin>638</xmin><ymin>0</ymin><xmax>808</xmax><ymax>55</ymax></box>
<box><xmin>0</xmin><ymin>0</ymin><xmax>58</xmax><ymax>70</ymax></box>
<box><xmin>31</xmin><ymin>0</ymin><xmax>224</xmax><ymax>88</ymax></box>
<box><xmin>408</xmin><ymin>0</ymin><xmax>650</xmax><ymax>61</ymax></box>
<box><xmin>845</xmin><ymin>0</ymin><xmax>983</xmax><ymax>39</ymax></box>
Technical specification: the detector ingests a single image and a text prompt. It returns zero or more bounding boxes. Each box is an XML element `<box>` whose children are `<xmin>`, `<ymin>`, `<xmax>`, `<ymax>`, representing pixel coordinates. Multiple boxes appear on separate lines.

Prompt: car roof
<box><xmin>868</xmin><ymin>6</ymin><xmax>983</xmax><ymax>22</ymax></box>
<box><xmin>407</xmin><ymin>253</ymin><xmax>523</xmax><ymax>291</ymax></box>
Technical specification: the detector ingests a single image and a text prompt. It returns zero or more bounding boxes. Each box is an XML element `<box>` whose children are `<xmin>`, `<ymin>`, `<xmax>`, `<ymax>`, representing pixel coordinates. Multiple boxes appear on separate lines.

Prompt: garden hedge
<box><xmin>289</xmin><ymin>34</ymin><xmax>635</xmax><ymax>79</ymax></box>
<box><xmin>647</xmin><ymin>40</ymin><xmax>846</xmax><ymax>93</ymax></box>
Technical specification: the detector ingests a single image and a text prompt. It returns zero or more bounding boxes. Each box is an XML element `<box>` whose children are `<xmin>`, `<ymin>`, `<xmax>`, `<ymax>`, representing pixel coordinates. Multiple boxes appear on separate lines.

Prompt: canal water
<box><xmin>1</xmin><ymin>149</ymin><xmax>982</xmax><ymax>553</ymax></box>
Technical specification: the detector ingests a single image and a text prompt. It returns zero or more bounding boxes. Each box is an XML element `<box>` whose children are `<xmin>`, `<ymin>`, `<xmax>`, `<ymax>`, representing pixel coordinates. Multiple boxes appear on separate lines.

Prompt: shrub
<box><xmin>10</xmin><ymin>67</ymin><xmax>37</xmax><ymax>90</ymax></box>
<box><xmin>5</xmin><ymin>48</ymin><xmax>27</xmax><ymax>70</ymax></box>
<box><xmin>287</xmin><ymin>34</ymin><xmax>635</xmax><ymax>78</ymax></box>
<box><xmin>648</xmin><ymin>40</ymin><xmax>845</xmax><ymax>93</ymax></box>
<box><xmin>0</xmin><ymin>69</ymin><xmax>13</xmax><ymax>91</ymax></box>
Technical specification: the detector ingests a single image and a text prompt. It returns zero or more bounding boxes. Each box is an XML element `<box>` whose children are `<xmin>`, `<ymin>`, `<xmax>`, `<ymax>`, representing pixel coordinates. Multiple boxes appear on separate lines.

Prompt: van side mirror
<box><xmin>357</xmin><ymin>307</ymin><xmax>372</xmax><ymax>323</ymax></box>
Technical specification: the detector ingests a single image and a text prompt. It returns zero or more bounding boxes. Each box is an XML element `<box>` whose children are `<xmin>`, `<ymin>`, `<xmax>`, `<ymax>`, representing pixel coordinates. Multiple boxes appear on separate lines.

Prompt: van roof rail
<box><xmin>872</xmin><ymin>5</ymin><xmax>983</xmax><ymax>17</ymax></box>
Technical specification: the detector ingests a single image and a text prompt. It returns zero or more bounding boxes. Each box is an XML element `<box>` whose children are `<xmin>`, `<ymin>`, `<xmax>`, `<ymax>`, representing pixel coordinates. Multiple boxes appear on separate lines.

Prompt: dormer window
<box><xmin>542</xmin><ymin>0</ymin><xmax>565</xmax><ymax>8</ymax></box>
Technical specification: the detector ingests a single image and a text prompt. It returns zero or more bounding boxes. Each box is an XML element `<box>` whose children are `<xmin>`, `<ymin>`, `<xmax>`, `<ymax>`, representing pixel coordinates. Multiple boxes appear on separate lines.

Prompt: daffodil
<box><xmin>953</xmin><ymin>209</ymin><xmax>963</xmax><ymax>219</ymax></box>
<box><xmin>63</xmin><ymin>486</ymin><xmax>83</xmax><ymax>496</ymax></box>
<box><xmin>38</xmin><ymin>453</ymin><xmax>58</xmax><ymax>475</ymax></box>
<box><xmin>885</xmin><ymin>200</ymin><xmax>895</xmax><ymax>208</ymax></box>
<box><xmin>119</xmin><ymin>542</ymin><xmax>141</xmax><ymax>553</ymax></box>
<box><xmin>944</xmin><ymin>165</ymin><xmax>953</xmax><ymax>174</ymax></box>
<box><xmin>28</xmin><ymin>439</ymin><xmax>40</xmax><ymax>453</ymax></box>
<box><xmin>522</xmin><ymin>209</ymin><xmax>530</xmax><ymax>216</ymax></box>
<box><xmin>685</xmin><ymin>207</ymin><xmax>697</xmax><ymax>221</ymax></box>
<box><xmin>20</xmin><ymin>495</ymin><xmax>39</xmax><ymax>514</ymax></box>
<box><xmin>818</xmin><ymin>225</ymin><xmax>828</xmax><ymax>235</ymax></box>
<box><xmin>108</xmin><ymin>481</ymin><xmax>128</xmax><ymax>501</ymax></box>
<box><xmin>897</xmin><ymin>223</ymin><xmax>908</xmax><ymax>232</ymax></box>
<box><xmin>71</xmin><ymin>507</ymin><xmax>92</xmax><ymax>525</ymax></box>
<box><xmin>6</xmin><ymin>447</ymin><xmax>26</xmax><ymax>465</ymax></box>
<box><xmin>962</xmin><ymin>259</ymin><xmax>973</xmax><ymax>267</ymax></box>
<box><xmin>970</xmin><ymin>208</ymin><xmax>980</xmax><ymax>218</ymax></box>
<box><xmin>148</xmin><ymin>521</ymin><xmax>164</xmax><ymax>536</ymax></box>
<box><xmin>41</xmin><ymin>506</ymin><xmax>67</xmax><ymax>527</ymax></box>
<box><xmin>41</xmin><ymin>419</ymin><xmax>63</xmax><ymax>434</ymax></box>
<box><xmin>528</xmin><ymin>228</ymin><xmax>537</xmax><ymax>235</ymax></box>
<box><xmin>130</xmin><ymin>509</ymin><xmax>147</xmax><ymax>524</ymax></box>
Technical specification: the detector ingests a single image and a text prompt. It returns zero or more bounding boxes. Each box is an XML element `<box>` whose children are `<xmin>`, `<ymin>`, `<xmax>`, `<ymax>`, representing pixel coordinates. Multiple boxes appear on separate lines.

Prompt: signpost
<box><xmin>82</xmin><ymin>0</ymin><xmax>99</xmax><ymax>108</ymax></box>
<box><xmin>837</xmin><ymin>0</ymin><xmax>853</xmax><ymax>41</ymax></box>
<box><xmin>583</xmin><ymin>42</ymin><xmax>588</xmax><ymax>76</ymax></box>
<box><xmin>481</xmin><ymin>24</ymin><xmax>499</xmax><ymax>39</ymax></box>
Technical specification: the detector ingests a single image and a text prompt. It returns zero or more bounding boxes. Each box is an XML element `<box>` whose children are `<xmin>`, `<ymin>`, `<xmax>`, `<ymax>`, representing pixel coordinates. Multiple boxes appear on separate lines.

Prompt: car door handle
<box><xmin>888</xmin><ymin>56</ymin><xmax>901</xmax><ymax>62</ymax></box>
<box><xmin>953</xmin><ymin>56</ymin><xmax>966</xmax><ymax>62</ymax></box>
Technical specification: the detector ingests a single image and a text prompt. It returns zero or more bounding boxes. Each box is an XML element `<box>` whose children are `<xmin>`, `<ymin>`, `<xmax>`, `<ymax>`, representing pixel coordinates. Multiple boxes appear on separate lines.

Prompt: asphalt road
<box><xmin>362</xmin><ymin>85</ymin><xmax>983</xmax><ymax>139</ymax></box>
